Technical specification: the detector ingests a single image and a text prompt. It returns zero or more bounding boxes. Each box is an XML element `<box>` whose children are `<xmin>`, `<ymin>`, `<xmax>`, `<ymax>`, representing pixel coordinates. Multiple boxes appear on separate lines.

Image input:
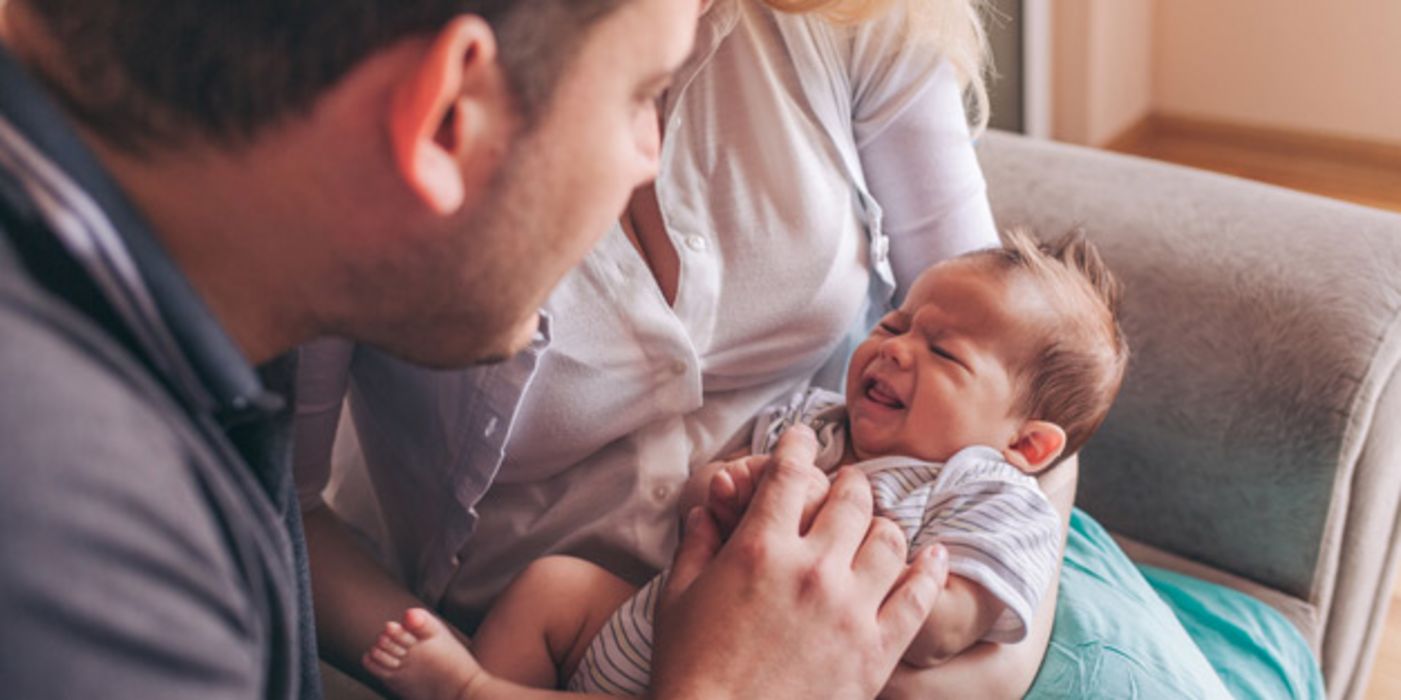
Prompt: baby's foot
<box><xmin>363</xmin><ymin>608</ymin><xmax>478</xmax><ymax>700</ymax></box>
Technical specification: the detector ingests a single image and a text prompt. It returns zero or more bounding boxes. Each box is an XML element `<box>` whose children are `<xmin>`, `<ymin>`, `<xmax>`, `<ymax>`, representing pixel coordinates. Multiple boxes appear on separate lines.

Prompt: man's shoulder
<box><xmin>0</xmin><ymin>279</ymin><xmax>269</xmax><ymax>697</ymax></box>
<box><xmin>0</xmin><ymin>273</ymin><xmax>232</xmax><ymax>565</ymax></box>
<box><xmin>0</xmin><ymin>279</ymin><xmax>183</xmax><ymax>457</ymax></box>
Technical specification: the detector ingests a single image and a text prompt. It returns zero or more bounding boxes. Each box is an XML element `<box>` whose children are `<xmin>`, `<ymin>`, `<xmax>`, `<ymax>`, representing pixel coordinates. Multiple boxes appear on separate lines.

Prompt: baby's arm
<box><xmin>902</xmin><ymin>575</ymin><xmax>1006</xmax><ymax>667</ymax></box>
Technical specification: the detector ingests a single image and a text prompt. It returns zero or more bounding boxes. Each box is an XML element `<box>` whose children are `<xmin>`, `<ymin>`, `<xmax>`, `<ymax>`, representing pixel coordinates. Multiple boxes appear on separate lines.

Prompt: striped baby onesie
<box><xmin>567</xmin><ymin>388</ymin><xmax>1063</xmax><ymax>695</ymax></box>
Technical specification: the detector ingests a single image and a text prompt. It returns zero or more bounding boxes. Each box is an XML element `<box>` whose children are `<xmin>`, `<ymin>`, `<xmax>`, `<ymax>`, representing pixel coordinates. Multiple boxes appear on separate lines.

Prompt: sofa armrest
<box><xmin>976</xmin><ymin>131</ymin><xmax>1401</xmax><ymax>699</ymax></box>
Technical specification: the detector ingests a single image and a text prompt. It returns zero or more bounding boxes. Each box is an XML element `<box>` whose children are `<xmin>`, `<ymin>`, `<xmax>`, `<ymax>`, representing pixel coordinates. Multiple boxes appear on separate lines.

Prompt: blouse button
<box><xmin>671</xmin><ymin>359</ymin><xmax>688</xmax><ymax>375</ymax></box>
<box><xmin>653</xmin><ymin>485</ymin><xmax>671</xmax><ymax>501</ymax></box>
<box><xmin>684</xmin><ymin>234</ymin><xmax>708</xmax><ymax>252</ymax></box>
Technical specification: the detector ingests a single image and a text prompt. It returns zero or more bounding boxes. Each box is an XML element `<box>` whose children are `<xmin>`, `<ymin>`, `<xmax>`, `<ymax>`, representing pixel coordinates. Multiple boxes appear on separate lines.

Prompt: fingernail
<box><xmin>918</xmin><ymin>544</ymin><xmax>945</xmax><ymax>566</ymax></box>
<box><xmin>931</xmin><ymin>544</ymin><xmax>948</xmax><ymax>566</ymax></box>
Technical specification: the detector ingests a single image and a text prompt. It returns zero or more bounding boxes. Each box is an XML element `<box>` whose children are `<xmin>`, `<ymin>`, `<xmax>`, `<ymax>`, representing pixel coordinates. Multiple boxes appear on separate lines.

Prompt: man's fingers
<box><xmin>734</xmin><ymin>425</ymin><xmax>821</xmax><ymax>539</ymax></box>
<box><xmin>805</xmin><ymin>467</ymin><xmax>876</xmax><ymax>555</ymax></box>
<box><xmin>849</xmin><ymin>515</ymin><xmax>909</xmax><ymax>596</ymax></box>
<box><xmin>795</xmin><ymin>464</ymin><xmax>833</xmax><ymax>534</ymax></box>
<box><xmin>660</xmin><ymin>507</ymin><xmax>722</xmax><ymax>616</ymax></box>
<box><xmin>877</xmin><ymin>544</ymin><xmax>949</xmax><ymax>652</ymax></box>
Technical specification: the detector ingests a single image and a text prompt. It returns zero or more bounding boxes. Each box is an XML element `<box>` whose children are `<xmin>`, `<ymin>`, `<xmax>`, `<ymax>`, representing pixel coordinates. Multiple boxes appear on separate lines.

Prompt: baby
<box><xmin>361</xmin><ymin>228</ymin><xmax>1129</xmax><ymax>698</ymax></box>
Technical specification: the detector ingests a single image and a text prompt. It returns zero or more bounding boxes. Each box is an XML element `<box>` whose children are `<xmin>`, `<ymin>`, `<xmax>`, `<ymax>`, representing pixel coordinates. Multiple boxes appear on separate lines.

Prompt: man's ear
<box><xmin>388</xmin><ymin>16</ymin><xmax>500</xmax><ymax>215</ymax></box>
<box><xmin>1002</xmin><ymin>420</ymin><xmax>1067</xmax><ymax>474</ymax></box>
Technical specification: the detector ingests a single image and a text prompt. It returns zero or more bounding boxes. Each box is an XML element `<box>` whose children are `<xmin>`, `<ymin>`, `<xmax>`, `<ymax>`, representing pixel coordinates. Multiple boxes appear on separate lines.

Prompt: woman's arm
<box><xmin>902</xmin><ymin>575</ymin><xmax>1006</xmax><ymax>668</ymax></box>
<box><xmin>850</xmin><ymin>17</ymin><xmax>1000</xmax><ymax>299</ymax></box>
<box><xmin>879</xmin><ymin>455</ymin><xmax>1078</xmax><ymax>699</ymax></box>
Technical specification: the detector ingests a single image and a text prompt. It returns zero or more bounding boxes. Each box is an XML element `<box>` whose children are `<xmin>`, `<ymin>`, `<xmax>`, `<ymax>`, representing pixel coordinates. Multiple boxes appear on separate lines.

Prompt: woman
<box><xmin>296</xmin><ymin>0</ymin><xmax>1070</xmax><ymax>695</ymax></box>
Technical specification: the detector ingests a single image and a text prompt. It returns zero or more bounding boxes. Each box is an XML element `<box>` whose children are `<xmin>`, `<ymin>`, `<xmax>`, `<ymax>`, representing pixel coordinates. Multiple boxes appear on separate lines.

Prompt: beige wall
<box><xmin>1154</xmin><ymin>0</ymin><xmax>1401</xmax><ymax>147</ymax></box>
<box><xmin>1052</xmin><ymin>0</ymin><xmax>1154</xmax><ymax>146</ymax></box>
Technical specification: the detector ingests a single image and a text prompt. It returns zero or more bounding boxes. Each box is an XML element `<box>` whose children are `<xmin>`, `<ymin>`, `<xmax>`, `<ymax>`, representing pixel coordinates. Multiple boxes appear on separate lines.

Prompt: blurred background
<box><xmin>985</xmin><ymin>0</ymin><xmax>1400</xmax><ymax>214</ymax></box>
<box><xmin>985</xmin><ymin>2</ymin><xmax>1400</xmax><ymax>697</ymax></box>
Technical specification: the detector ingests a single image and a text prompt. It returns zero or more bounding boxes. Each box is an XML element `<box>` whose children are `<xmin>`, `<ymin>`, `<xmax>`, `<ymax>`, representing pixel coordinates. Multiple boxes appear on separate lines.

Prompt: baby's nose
<box><xmin>879</xmin><ymin>336</ymin><xmax>913</xmax><ymax>367</ymax></box>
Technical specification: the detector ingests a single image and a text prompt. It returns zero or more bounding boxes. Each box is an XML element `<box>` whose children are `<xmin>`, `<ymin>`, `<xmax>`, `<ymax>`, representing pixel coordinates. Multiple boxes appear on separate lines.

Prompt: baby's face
<box><xmin>844</xmin><ymin>259</ymin><xmax>1050</xmax><ymax>463</ymax></box>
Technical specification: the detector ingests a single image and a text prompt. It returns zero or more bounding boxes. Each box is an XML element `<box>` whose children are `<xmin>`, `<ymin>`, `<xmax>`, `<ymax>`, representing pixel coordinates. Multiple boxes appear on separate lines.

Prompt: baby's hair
<box><xmin>965</xmin><ymin>227</ymin><xmax>1130</xmax><ymax>465</ymax></box>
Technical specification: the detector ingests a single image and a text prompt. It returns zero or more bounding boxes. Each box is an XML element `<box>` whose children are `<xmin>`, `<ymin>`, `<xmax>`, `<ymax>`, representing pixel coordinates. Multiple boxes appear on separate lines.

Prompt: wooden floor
<box><xmin>1370</xmin><ymin>598</ymin><xmax>1401</xmax><ymax>700</ymax></box>
<box><xmin>1106</xmin><ymin>115</ymin><xmax>1401</xmax><ymax>699</ymax></box>
<box><xmin>1107</xmin><ymin>114</ymin><xmax>1401</xmax><ymax>214</ymax></box>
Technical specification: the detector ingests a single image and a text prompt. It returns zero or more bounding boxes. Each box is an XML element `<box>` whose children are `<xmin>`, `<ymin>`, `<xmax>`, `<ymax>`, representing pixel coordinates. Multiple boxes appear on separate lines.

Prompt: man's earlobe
<box><xmin>387</xmin><ymin>16</ymin><xmax>497</xmax><ymax>215</ymax></box>
<box><xmin>1002</xmin><ymin>421</ymin><xmax>1067</xmax><ymax>474</ymax></box>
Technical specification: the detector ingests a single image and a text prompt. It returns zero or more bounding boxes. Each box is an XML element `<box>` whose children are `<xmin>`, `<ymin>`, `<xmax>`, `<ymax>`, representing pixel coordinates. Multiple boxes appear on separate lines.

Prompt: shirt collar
<box><xmin>0</xmin><ymin>43</ymin><xmax>282</xmax><ymax>424</ymax></box>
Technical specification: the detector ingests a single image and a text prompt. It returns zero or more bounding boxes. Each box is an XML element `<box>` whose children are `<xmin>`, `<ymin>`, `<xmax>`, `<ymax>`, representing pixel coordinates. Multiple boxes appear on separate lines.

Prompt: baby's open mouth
<box><xmin>863</xmin><ymin>378</ymin><xmax>905</xmax><ymax>409</ymax></box>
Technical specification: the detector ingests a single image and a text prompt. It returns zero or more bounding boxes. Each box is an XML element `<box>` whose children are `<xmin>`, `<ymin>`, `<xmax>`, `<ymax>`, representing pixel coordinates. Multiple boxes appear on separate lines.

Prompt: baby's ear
<box><xmin>1002</xmin><ymin>421</ymin><xmax>1067</xmax><ymax>474</ymax></box>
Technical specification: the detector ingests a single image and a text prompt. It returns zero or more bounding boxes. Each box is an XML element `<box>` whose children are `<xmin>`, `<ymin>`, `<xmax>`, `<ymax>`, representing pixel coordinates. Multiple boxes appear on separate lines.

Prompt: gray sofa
<box><xmin>978</xmin><ymin>131</ymin><xmax>1401</xmax><ymax>700</ymax></box>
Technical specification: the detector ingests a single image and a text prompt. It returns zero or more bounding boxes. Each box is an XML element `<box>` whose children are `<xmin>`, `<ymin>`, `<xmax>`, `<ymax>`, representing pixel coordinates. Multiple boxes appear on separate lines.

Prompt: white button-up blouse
<box><xmin>294</xmin><ymin>0</ymin><xmax>998</xmax><ymax>628</ymax></box>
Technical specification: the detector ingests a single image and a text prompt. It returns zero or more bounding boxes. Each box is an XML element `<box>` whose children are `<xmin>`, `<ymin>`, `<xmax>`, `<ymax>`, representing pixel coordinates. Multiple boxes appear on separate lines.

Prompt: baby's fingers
<box><xmin>707</xmin><ymin>470</ymin><xmax>743</xmax><ymax>535</ymax></box>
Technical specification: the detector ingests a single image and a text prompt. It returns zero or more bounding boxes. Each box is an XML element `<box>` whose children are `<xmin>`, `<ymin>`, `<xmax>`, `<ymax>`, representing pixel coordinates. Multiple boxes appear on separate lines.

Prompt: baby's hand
<box><xmin>705</xmin><ymin>455</ymin><xmax>768</xmax><ymax>537</ymax></box>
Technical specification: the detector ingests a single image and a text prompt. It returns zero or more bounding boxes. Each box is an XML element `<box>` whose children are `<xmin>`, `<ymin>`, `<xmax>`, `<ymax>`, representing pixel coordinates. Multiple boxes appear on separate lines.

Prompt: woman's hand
<box><xmin>650</xmin><ymin>426</ymin><xmax>951</xmax><ymax>700</ymax></box>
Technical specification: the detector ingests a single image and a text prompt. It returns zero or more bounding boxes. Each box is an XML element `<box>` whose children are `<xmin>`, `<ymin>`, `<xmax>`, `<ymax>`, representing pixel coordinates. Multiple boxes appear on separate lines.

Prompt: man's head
<box><xmin>12</xmin><ymin>1</ymin><xmax>627</xmax><ymax>152</ymax></box>
<box><xmin>3</xmin><ymin>0</ymin><xmax>699</xmax><ymax>365</ymax></box>
<box><xmin>844</xmin><ymin>229</ymin><xmax>1128</xmax><ymax>472</ymax></box>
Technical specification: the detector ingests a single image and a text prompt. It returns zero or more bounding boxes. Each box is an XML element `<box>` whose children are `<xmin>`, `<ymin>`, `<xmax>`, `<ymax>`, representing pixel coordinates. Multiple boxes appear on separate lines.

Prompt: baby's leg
<box><xmin>363</xmin><ymin>608</ymin><xmax>478</xmax><ymax>700</ymax></box>
<box><xmin>472</xmin><ymin>555</ymin><xmax>638</xmax><ymax>688</ymax></box>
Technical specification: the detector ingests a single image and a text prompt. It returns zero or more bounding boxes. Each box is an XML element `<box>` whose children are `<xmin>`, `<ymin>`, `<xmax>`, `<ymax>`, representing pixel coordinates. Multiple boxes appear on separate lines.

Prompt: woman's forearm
<box><xmin>901</xmin><ymin>575</ymin><xmax>1006</xmax><ymax>668</ymax></box>
<box><xmin>881</xmin><ymin>561</ymin><xmax>1062</xmax><ymax>699</ymax></box>
<box><xmin>880</xmin><ymin>456</ymin><xmax>1078</xmax><ymax>699</ymax></box>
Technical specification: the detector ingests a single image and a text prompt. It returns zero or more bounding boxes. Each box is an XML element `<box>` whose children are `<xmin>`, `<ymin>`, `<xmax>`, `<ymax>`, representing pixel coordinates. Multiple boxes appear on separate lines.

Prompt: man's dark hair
<box><xmin>16</xmin><ymin>0</ymin><xmax>629</xmax><ymax>152</ymax></box>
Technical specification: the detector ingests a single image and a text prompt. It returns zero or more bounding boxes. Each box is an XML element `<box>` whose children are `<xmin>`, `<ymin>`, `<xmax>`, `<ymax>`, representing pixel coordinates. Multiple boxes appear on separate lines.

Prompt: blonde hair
<box><xmin>762</xmin><ymin>0</ymin><xmax>991</xmax><ymax>133</ymax></box>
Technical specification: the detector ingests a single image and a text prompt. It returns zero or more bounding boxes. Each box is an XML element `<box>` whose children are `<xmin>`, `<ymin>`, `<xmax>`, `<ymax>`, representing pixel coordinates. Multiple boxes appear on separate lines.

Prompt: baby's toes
<box><xmin>375</xmin><ymin>633</ymin><xmax>408</xmax><ymax>658</ymax></box>
<box><xmin>401</xmin><ymin>607</ymin><xmax>446</xmax><ymax>640</ymax></box>
<box><xmin>363</xmin><ymin>648</ymin><xmax>401</xmax><ymax>676</ymax></box>
<box><xmin>386</xmin><ymin>619</ymin><xmax>418</xmax><ymax>649</ymax></box>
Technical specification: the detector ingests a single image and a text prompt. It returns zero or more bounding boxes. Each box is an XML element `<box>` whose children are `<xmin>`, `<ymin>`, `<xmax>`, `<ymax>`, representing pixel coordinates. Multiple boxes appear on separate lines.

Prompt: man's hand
<box><xmin>650</xmin><ymin>426</ymin><xmax>951</xmax><ymax>699</ymax></box>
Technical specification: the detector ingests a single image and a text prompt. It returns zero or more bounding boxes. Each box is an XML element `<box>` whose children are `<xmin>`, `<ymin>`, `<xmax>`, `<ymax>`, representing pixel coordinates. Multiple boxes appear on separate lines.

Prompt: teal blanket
<box><xmin>1026</xmin><ymin>509</ymin><xmax>1324</xmax><ymax>699</ymax></box>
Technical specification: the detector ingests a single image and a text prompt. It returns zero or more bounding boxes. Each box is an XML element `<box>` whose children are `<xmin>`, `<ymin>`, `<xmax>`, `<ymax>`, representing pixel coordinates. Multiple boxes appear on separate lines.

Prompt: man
<box><xmin>0</xmin><ymin>0</ymin><xmax>945</xmax><ymax>698</ymax></box>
